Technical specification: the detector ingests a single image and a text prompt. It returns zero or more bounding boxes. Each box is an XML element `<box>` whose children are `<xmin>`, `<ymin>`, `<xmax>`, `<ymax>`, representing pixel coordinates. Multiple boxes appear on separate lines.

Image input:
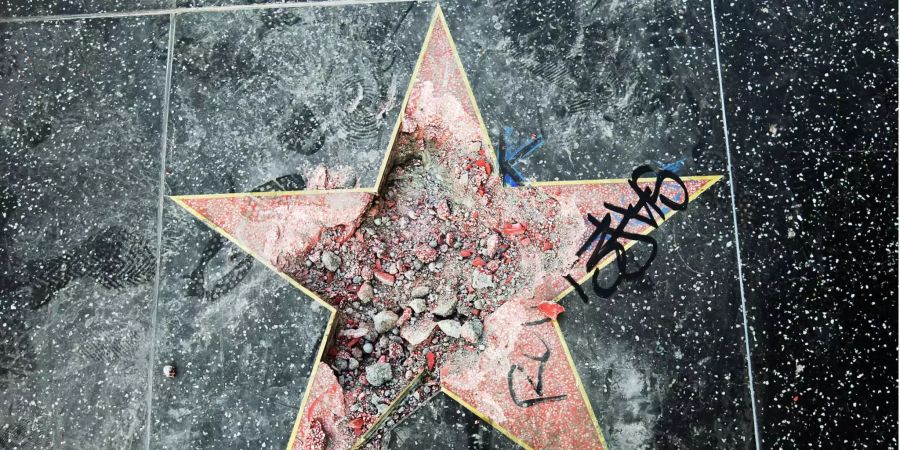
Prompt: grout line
<box><xmin>143</xmin><ymin>13</ymin><xmax>177</xmax><ymax>450</ymax></box>
<box><xmin>0</xmin><ymin>0</ymin><xmax>428</xmax><ymax>23</ymax></box>
<box><xmin>708</xmin><ymin>1</ymin><xmax>762</xmax><ymax>449</ymax></box>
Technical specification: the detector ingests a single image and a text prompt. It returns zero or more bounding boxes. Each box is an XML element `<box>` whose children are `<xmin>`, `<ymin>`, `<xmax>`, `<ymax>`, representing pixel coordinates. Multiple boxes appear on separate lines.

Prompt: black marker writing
<box><xmin>564</xmin><ymin>165</ymin><xmax>688</xmax><ymax>301</ymax></box>
<box><xmin>507</xmin><ymin>321</ymin><xmax>568</xmax><ymax>407</ymax></box>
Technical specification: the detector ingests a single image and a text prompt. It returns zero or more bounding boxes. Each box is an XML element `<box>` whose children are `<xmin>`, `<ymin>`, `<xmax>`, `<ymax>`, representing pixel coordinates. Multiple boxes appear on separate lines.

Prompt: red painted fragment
<box><xmin>426</xmin><ymin>352</ymin><xmax>436</xmax><ymax>371</ymax></box>
<box><xmin>472</xmin><ymin>257</ymin><xmax>486</xmax><ymax>268</ymax></box>
<box><xmin>474</xmin><ymin>159</ymin><xmax>492</xmax><ymax>175</ymax></box>
<box><xmin>348</xmin><ymin>417</ymin><xmax>367</xmax><ymax>437</ymax></box>
<box><xmin>501</xmin><ymin>222</ymin><xmax>527</xmax><ymax>235</ymax></box>
<box><xmin>373</xmin><ymin>270</ymin><xmax>395</xmax><ymax>285</ymax></box>
<box><xmin>537</xmin><ymin>301</ymin><xmax>565</xmax><ymax>320</ymax></box>
<box><xmin>459</xmin><ymin>249</ymin><xmax>473</xmax><ymax>258</ymax></box>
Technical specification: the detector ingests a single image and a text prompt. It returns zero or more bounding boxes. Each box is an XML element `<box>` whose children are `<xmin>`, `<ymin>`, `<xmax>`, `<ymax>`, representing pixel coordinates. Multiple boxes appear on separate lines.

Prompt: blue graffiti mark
<box><xmin>653</xmin><ymin>157</ymin><xmax>688</xmax><ymax>174</ymax></box>
<box><xmin>497</xmin><ymin>126</ymin><xmax>544</xmax><ymax>187</ymax></box>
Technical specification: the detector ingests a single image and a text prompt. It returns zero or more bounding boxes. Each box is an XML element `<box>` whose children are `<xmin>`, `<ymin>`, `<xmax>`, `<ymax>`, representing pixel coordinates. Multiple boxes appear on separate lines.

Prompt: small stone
<box><xmin>408</xmin><ymin>298</ymin><xmax>426</xmax><ymax>314</ymax></box>
<box><xmin>411</xmin><ymin>286</ymin><xmax>430</xmax><ymax>298</ymax></box>
<box><xmin>333</xmin><ymin>358</ymin><xmax>349</xmax><ymax>371</ymax></box>
<box><xmin>437</xmin><ymin>320</ymin><xmax>462</xmax><ymax>338</ymax></box>
<box><xmin>357</xmin><ymin>282</ymin><xmax>374</xmax><ymax>304</ymax></box>
<box><xmin>348</xmin><ymin>358</ymin><xmax>359</xmax><ymax>370</ymax></box>
<box><xmin>416</xmin><ymin>246</ymin><xmax>438</xmax><ymax>263</ymax></box>
<box><xmin>432</xmin><ymin>297</ymin><xmax>458</xmax><ymax>317</ymax></box>
<box><xmin>436</xmin><ymin>200</ymin><xmax>451</xmax><ymax>219</ymax></box>
<box><xmin>321</xmin><ymin>251</ymin><xmax>341</xmax><ymax>272</ymax></box>
<box><xmin>373</xmin><ymin>310</ymin><xmax>399</xmax><ymax>334</ymax></box>
<box><xmin>473</xmin><ymin>299</ymin><xmax>485</xmax><ymax>310</ymax></box>
<box><xmin>472</xmin><ymin>270</ymin><xmax>494</xmax><ymax>289</ymax></box>
<box><xmin>460</xmin><ymin>319</ymin><xmax>483</xmax><ymax>343</ymax></box>
<box><xmin>397</xmin><ymin>308</ymin><xmax>412</xmax><ymax>327</ymax></box>
<box><xmin>484</xmin><ymin>234</ymin><xmax>500</xmax><ymax>256</ymax></box>
<box><xmin>366</xmin><ymin>362</ymin><xmax>392</xmax><ymax>387</ymax></box>
<box><xmin>163</xmin><ymin>364</ymin><xmax>176</xmax><ymax>378</ymax></box>
<box><xmin>363</xmin><ymin>342</ymin><xmax>374</xmax><ymax>354</ymax></box>
<box><xmin>401</xmin><ymin>318</ymin><xmax>436</xmax><ymax>347</ymax></box>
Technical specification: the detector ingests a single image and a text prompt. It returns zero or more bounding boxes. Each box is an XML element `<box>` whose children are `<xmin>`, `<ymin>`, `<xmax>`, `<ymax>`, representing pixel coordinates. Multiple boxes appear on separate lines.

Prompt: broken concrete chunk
<box><xmin>432</xmin><ymin>296</ymin><xmax>458</xmax><ymax>317</ymax></box>
<box><xmin>437</xmin><ymin>320</ymin><xmax>462</xmax><ymax>338</ymax></box>
<box><xmin>338</xmin><ymin>327</ymin><xmax>369</xmax><ymax>339</ymax></box>
<box><xmin>357</xmin><ymin>282</ymin><xmax>373</xmax><ymax>304</ymax></box>
<box><xmin>400</xmin><ymin>318</ymin><xmax>436</xmax><ymax>347</ymax></box>
<box><xmin>472</xmin><ymin>270</ymin><xmax>494</xmax><ymax>289</ymax></box>
<box><xmin>365</xmin><ymin>362</ymin><xmax>392</xmax><ymax>387</ymax></box>
<box><xmin>373</xmin><ymin>310</ymin><xmax>399</xmax><ymax>334</ymax></box>
<box><xmin>408</xmin><ymin>298</ymin><xmax>426</xmax><ymax>314</ymax></box>
<box><xmin>484</xmin><ymin>233</ymin><xmax>499</xmax><ymax>256</ymax></box>
<box><xmin>321</xmin><ymin>250</ymin><xmax>341</xmax><ymax>272</ymax></box>
<box><xmin>410</xmin><ymin>285</ymin><xmax>430</xmax><ymax>298</ymax></box>
<box><xmin>460</xmin><ymin>319</ymin><xmax>483</xmax><ymax>343</ymax></box>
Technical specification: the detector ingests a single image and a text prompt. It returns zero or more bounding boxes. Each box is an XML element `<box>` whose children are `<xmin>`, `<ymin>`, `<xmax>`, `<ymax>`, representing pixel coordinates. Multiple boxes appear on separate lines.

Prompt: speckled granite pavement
<box><xmin>0</xmin><ymin>1</ymin><xmax>895</xmax><ymax>449</ymax></box>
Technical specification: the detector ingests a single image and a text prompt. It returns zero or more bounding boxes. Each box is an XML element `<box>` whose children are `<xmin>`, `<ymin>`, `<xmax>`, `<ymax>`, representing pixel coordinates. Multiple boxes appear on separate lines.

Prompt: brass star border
<box><xmin>170</xmin><ymin>6</ymin><xmax>723</xmax><ymax>450</ymax></box>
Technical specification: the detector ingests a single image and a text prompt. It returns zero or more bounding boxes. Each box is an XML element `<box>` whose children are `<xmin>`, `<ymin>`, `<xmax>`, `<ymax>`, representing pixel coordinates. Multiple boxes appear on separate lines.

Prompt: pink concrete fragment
<box><xmin>400</xmin><ymin>318</ymin><xmax>437</xmax><ymax>348</ymax></box>
<box><xmin>441</xmin><ymin>297</ymin><xmax>604</xmax><ymax>449</ymax></box>
<box><xmin>292</xmin><ymin>363</ymin><xmax>354</xmax><ymax>450</ymax></box>
<box><xmin>178</xmin><ymin>192</ymin><xmax>373</xmax><ymax>269</ymax></box>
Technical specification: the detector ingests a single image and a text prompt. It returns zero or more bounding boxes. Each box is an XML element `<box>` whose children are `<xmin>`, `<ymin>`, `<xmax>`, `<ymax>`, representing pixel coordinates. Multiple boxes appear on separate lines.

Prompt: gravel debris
<box><xmin>460</xmin><ymin>319</ymin><xmax>483</xmax><ymax>343</ymax></box>
<box><xmin>365</xmin><ymin>362</ymin><xmax>392</xmax><ymax>387</ymax></box>
<box><xmin>472</xmin><ymin>270</ymin><xmax>494</xmax><ymax>289</ymax></box>
<box><xmin>373</xmin><ymin>310</ymin><xmax>399</xmax><ymax>334</ymax></box>
<box><xmin>432</xmin><ymin>297</ymin><xmax>458</xmax><ymax>317</ymax></box>
<box><xmin>357</xmin><ymin>282</ymin><xmax>374</xmax><ymax>304</ymax></box>
<box><xmin>437</xmin><ymin>320</ymin><xmax>462</xmax><ymax>338</ymax></box>
<box><xmin>410</xmin><ymin>285</ymin><xmax>430</xmax><ymax>298</ymax></box>
<box><xmin>408</xmin><ymin>298</ymin><xmax>426</xmax><ymax>314</ymax></box>
<box><xmin>321</xmin><ymin>250</ymin><xmax>341</xmax><ymax>272</ymax></box>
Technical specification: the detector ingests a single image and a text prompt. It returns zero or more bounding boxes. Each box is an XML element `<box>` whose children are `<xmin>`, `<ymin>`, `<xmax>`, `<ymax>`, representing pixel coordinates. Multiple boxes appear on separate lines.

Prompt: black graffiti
<box><xmin>564</xmin><ymin>165</ymin><xmax>689</xmax><ymax>301</ymax></box>
<box><xmin>507</xmin><ymin>322</ymin><xmax>568</xmax><ymax>408</ymax></box>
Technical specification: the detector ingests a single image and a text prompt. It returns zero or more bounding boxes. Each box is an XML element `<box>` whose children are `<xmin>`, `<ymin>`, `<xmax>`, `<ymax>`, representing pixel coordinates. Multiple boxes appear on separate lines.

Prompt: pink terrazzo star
<box><xmin>172</xmin><ymin>7</ymin><xmax>721</xmax><ymax>450</ymax></box>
